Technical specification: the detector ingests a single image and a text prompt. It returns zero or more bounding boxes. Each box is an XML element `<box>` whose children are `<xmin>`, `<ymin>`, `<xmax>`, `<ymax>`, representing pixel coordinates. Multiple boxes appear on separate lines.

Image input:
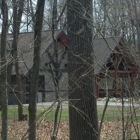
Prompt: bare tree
<box><xmin>67</xmin><ymin>0</ymin><xmax>98</xmax><ymax>140</ymax></box>
<box><xmin>28</xmin><ymin>0</ymin><xmax>45</xmax><ymax>139</ymax></box>
<box><xmin>0</xmin><ymin>0</ymin><xmax>8</xmax><ymax>140</ymax></box>
<box><xmin>12</xmin><ymin>0</ymin><xmax>25</xmax><ymax>121</ymax></box>
<box><xmin>134</xmin><ymin>0</ymin><xmax>140</xmax><ymax>49</ymax></box>
<box><xmin>44</xmin><ymin>0</ymin><xmax>66</xmax><ymax>30</ymax></box>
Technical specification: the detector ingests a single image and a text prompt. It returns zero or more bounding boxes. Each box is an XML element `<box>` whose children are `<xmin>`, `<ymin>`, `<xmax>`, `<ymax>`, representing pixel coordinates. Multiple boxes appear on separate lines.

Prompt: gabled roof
<box><xmin>2</xmin><ymin>30</ymin><xmax>138</xmax><ymax>75</ymax></box>
<box><xmin>94</xmin><ymin>37</ymin><xmax>140</xmax><ymax>75</ymax></box>
<box><xmin>5</xmin><ymin>30</ymin><xmax>67</xmax><ymax>74</ymax></box>
<box><xmin>94</xmin><ymin>37</ymin><xmax>122</xmax><ymax>74</ymax></box>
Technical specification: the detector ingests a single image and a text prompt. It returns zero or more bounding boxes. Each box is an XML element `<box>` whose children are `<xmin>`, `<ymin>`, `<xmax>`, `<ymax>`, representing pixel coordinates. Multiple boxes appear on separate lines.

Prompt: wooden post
<box><xmin>130</xmin><ymin>72</ymin><xmax>135</xmax><ymax>91</ymax></box>
<box><xmin>114</xmin><ymin>53</ymin><xmax>118</xmax><ymax>97</ymax></box>
<box><xmin>115</xmin><ymin>72</ymin><xmax>118</xmax><ymax>97</ymax></box>
<box><xmin>95</xmin><ymin>77</ymin><xmax>100</xmax><ymax>98</ymax></box>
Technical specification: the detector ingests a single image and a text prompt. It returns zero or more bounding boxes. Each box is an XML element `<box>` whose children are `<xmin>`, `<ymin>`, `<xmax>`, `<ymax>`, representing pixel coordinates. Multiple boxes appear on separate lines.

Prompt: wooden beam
<box><xmin>95</xmin><ymin>77</ymin><xmax>100</xmax><ymax>98</ymax></box>
<box><xmin>114</xmin><ymin>53</ymin><xmax>118</xmax><ymax>97</ymax></box>
<box><xmin>130</xmin><ymin>72</ymin><xmax>136</xmax><ymax>91</ymax></box>
<box><xmin>99</xmin><ymin>90</ymin><xmax>121</xmax><ymax>94</ymax></box>
<box><xmin>101</xmin><ymin>70</ymin><xmax>132</xmax><ymax>74</ymax></box>
<box><xmin>115</xmin><ymin>72</ymin><xmax>119</xmax><ymax>97</ymax></box>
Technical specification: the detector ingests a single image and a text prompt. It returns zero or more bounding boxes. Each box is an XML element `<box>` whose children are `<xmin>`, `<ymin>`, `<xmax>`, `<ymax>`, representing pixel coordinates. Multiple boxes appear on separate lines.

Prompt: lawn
<box><xmin>7</xmin><ymin>105</ymin><xmax>69</xmax><ymax>121</ymax></box>
<box><xmin>3</xmin><ymin>104</ymin><xmax>140</xmax><ymax>122</ymax></box>
<box><xmin>0</xmin><ymin>105</ymin><xmax>140</xmax><ymax>139</ymax></box>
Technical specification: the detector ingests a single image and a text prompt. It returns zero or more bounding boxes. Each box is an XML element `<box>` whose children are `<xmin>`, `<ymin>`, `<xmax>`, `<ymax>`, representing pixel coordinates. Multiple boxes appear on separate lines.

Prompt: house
<box><xmin>5</xmin><ymin>30</ymin><xmax>68</xmax><ymax>105</ymax></box>
<box><xmin>1</xmin><ymin>30</ymin><xmax>139</xmax><ymax>105</ymax></box>
<box><xmin>94</xmin><ymin>38</ymin><xmax>140</xmax><ymax>98</ymax></box>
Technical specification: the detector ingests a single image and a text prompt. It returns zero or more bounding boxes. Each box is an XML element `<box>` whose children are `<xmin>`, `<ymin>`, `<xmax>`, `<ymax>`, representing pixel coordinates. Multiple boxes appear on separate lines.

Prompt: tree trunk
<box><xmin>12</xmin><ymin>0</ymin><xmax>25</xmax><ymax>121</ymax></box>
<box><xmin>51</xmin><ymin>1</ymin><xmax>61</xmax><ymax>139</ymax></box>
<box><xmin>28</xmin><ymin>0</ymin><xmax>45</xmax><ymax>139</ymax></box>
<box><xmin>134</xmin><ymin>0</ymin><xmax>140</xmax><ymax>50</ymax></box>
<box><xmin>0</xmin><ymin>1</ymin><xmax>8</xmax><ymax>140</ymax></box>
<box><xmin>52</xmin><ymin>0</ymin><xmax>58</xmax><ymax>30</ymax></box>
<box><xmin>67</xmin><ymin>0</ymin><xmax>98</xmax><ymax>140</ymax></box>
<box><xmin>29</xmin><ymin>0</ymin><xmax>35</xmax><ymax>30</ymax></box>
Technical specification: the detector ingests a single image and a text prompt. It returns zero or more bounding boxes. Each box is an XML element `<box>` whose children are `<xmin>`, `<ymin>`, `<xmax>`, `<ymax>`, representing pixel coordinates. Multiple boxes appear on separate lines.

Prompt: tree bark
<box><xmin>134</xmin><ymin>0</ymin><xmax>140</xmax><ymax>50</ymax></box>
<box><xmin>28</xmin><ymin>0</ymin><xmax>45</xmax><ymax>139</ymax></box>
<box><xmin>67</xmin><ymin>0</ymin><xmax>98</xmax><ymax>140</ymax></box>
<box><xmin>12</xmin><ymin>0</ymin><xmax>25</xmax><ymax>121</ymax></box>
<box><xmin>0</xmin><ymin>1</ymin><xmax>8</xmax><ymax>140</ymax></box>
<box><xmin>52</xmin><ymin>0</ymin><xmax>58</xmax><ymax>30</ymax></box>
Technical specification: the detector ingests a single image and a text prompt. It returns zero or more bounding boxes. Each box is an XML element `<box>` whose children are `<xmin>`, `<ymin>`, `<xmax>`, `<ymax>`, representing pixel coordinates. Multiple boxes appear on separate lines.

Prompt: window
<box><xmin>45</xmin><ymin>63</ymin><xmax>48</xmax><ymax>66</ymax></box>
<box><xmin>38</xmin><ymin>75</ymin><xmax>45</xmax><ymax>92</ymax></box>
<box><xmin>26</xmin><ymin>75</ymin><xmax>45</xmax><ymax>92</ymax></box>
<box><xmin>64</xmin><ymin>63</ymin><xmax>68</xmax><ymax>68</ymax></box>
<box><xmin>7</xmin><ymin>38</ymin><xmax>13</xmax><ymax>52</ymax></box>
<box><xmin>26</xmin><ymin>77</ymin><xmax>30</xmax><ymax>92</ymax></box>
